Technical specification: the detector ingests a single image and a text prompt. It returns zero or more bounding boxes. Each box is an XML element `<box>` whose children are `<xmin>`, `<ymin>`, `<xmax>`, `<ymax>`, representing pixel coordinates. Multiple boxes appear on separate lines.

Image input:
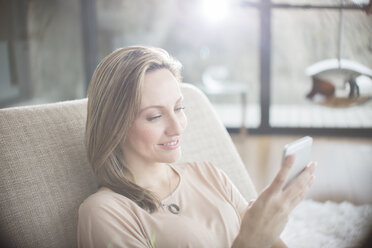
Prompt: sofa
<box><xmin>0</xmin><ymin>83</ymin><xmax>257</xmax><ymax>247</ymax></box>
<box><xmin>1</xmin><ymin>83</ymin><xmax>371</xmax><ymax>247</ymax></box>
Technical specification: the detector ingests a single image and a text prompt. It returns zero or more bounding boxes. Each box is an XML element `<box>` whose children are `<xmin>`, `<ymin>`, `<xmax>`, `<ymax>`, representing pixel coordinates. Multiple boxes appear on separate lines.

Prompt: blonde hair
<box><xmin>85</xmin><ymin>46</ymin><xmax>182</xmax><ymax>213</ymax></box>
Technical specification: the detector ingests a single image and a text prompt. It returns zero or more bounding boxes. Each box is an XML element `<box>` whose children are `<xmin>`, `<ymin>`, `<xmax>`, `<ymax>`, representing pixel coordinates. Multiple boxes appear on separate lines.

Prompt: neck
<box><xmin>128</xmin><ymin>161</ymin><xmax>169</xmax><ymax>190</ymax></box>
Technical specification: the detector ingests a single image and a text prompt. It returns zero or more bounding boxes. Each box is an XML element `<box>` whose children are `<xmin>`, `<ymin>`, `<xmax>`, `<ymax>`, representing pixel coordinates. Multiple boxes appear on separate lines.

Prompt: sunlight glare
<box><xmin>201</xmin><ymin>0</ymin><xmax>229</xmax><ymax>23</ymax></box>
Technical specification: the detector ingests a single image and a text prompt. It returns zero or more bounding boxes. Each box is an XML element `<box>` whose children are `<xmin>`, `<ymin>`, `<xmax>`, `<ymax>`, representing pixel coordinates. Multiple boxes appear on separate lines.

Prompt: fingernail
<box><xmin>309</xmin><ymin>162</ymin><xmax>317</xmax><ymax>170</ymax></box>
<box><xmin>286</xmin><ymin>154</ymin><xmax>295</xmax><ymax>161</ymax></box>
<box><xmin>310</xmin><ymin>175</ymin><xmax>315</xmax><ymax>184</ymax></box>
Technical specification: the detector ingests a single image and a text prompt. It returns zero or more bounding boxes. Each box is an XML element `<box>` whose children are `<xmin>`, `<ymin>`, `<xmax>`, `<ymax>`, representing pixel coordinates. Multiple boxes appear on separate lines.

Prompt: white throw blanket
<box><xmin>282</xmin><ymin>200</ymin><xmax>372</xmax><ymax>248</ymax></box>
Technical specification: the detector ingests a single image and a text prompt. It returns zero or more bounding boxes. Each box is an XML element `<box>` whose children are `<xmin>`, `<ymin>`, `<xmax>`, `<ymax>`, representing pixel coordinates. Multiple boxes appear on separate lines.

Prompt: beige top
<box><xmin>78</xmin><ymin>161</ymin><xmax>248</xmax><ymax>248</ymax></box>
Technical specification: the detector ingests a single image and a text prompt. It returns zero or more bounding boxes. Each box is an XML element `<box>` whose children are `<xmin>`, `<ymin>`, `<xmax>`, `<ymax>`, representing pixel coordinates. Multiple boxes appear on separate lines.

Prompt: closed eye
<box><xmin>175</xmin><ymin>106</ymin><xmax>185</xmax><ymax>112</ymax></box>
<box><xmin>147</xmin><ymin>115</ymin><xmax>161</xmax><ymax>121</ymax></box>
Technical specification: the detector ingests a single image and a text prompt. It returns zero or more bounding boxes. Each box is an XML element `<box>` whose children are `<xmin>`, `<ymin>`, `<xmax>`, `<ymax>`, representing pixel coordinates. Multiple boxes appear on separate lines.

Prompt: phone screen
<box><xmin>282</xmin><ymin>136</ymin><xmax>313</xmax><ymax>188</ymax></box>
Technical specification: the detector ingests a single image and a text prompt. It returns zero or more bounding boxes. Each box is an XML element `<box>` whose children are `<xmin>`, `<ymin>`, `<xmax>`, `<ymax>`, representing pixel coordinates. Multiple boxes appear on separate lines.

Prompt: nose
<box><xmin>165</xmin><ymin>113</ymin><xmax>185</xmax><ymax>136</ymax></box>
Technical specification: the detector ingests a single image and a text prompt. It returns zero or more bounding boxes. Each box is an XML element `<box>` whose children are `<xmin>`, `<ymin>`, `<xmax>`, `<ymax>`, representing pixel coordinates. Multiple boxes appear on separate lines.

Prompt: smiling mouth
<box><xmin>159</xmin><ymin>139</ymin><xmax>180</xmax><ymax>149</ymax></box>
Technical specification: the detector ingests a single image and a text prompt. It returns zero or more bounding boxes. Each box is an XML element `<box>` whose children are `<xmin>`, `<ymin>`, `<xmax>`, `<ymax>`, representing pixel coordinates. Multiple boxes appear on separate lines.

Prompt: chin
<box><xmin>161</xmin><ymin>150</ymin><xmax>182</xmax><ymax>163</ymax></box>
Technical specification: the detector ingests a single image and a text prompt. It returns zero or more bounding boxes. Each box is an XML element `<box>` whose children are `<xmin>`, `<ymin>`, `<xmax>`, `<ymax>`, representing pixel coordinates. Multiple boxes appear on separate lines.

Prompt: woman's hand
<box><xmin>233</xmin><ymin>155</ymin><xmax>316</xmax><ymax>248</ymax></box>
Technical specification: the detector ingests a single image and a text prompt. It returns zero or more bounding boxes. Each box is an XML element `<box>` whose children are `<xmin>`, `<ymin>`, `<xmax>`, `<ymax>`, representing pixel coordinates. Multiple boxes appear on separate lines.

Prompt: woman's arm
<box><xmin>232</xmin><ymin>155</ymin><xmax>316</xmax><ymax>248</ymax></box>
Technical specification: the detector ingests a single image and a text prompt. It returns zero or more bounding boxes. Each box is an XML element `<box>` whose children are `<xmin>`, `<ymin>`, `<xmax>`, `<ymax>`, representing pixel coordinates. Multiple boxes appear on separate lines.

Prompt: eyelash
<box><xmin>175</xmin><ymin>106</ymin><xmax>185</xmax><ymax>112</ymax></box>
<box><xmin>148</xmin><ymin>115</ymin><xmax>161</xmax><ymax>121</ymax></box>
<box><xmin>147</xmin><ymin>106</ymin><xmax>185</xmax><ymax>121</ymax></box>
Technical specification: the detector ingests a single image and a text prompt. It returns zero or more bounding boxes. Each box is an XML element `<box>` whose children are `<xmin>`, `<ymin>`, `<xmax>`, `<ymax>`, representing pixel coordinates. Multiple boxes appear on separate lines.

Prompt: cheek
<box><xmin>135</xmin><ymin>125</ymin><xmax>162</xmax><ymax>146</ymax></box>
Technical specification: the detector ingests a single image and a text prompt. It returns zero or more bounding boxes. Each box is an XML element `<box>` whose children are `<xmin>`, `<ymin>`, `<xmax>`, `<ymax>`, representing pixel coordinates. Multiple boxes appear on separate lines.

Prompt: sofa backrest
<box><xmin>0</xmin><ymin>98</ymin><xmax>97</xmax><ymax>248</ymax></box>
<box><xmin>179</xmin><ymin>84</ymin><xmax>257</xmax><ymax>198</ymax></box>
<box><xmin>0</xmin><ymin>83</ymin><xmax>256</xmax><ymax>248</ymax></box>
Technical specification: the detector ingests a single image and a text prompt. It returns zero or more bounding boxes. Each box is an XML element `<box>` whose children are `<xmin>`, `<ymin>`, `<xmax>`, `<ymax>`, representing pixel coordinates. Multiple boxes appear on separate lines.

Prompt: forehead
<box><xmin>140</xmin><ymin>69</ymin><xmax>182</xmax><ymax>107</ymax></box>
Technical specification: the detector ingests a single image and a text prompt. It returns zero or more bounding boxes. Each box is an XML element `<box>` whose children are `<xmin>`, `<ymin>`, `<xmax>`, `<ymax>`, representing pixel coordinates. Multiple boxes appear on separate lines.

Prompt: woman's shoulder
<box><xmin>80</xmin><ymin>187</ymin><xmax>118</xmax><ymax>205</ymax></box>
<box><xmin>79</xmin><ymin>187</ymin><xmax>135</xmax><ymax>217</ymax></box>
<box><xmin>78</xmin><ymin>188</ymin><xmax>150</xmax><ymax>247</ymax></box>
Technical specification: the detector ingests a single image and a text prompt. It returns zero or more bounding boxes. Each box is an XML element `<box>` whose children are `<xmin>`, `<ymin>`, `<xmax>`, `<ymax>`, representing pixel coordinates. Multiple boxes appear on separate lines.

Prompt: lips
<box><xmin>159</xmin><ymin>139</ymin><xmax>180</xmax><ymax>150</ymax></box>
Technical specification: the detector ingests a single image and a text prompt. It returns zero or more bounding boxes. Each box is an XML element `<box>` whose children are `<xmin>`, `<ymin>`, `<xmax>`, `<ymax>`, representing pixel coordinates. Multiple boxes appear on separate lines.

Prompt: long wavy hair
<box><xmin>85</xmin><ymin>46</ymin><xmax>182</xmax><ymax>213</ymax></box>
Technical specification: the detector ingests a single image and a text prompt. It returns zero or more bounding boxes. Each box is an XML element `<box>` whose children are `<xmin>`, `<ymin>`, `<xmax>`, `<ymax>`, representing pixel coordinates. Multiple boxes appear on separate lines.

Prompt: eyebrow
<box><xmin>139</xmin><ymin>96</ymin><xmax>184</xmax><ymax>114</ymax></box>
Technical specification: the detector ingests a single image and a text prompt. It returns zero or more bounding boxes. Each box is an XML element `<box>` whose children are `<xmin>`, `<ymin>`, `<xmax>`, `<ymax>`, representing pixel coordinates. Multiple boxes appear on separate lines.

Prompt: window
<box><xmin>0</xmin><ymin>0</ymin><xmax>86</xmax><ymax>108</ymax></box>
<box><xmin>3</xmin><ymin>0</ymin><xmax>371</xmax><ymax>136</ymax></box>
<box><xmin>95</xmin><ymin>0</ymin><xmax>261</xmax><ymax>129</ymax></box>
<box><xmin>271</xmin><ymin>7</ymin><xmax>372</xmax><ymax>129</ymax></box>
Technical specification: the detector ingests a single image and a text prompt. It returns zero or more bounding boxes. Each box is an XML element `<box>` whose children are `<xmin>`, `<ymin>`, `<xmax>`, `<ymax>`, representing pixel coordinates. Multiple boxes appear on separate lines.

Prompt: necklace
<box><xmin>161</xmin><ymin>164</ymin><xmax>180</xmax><ymax>215</ymax></box>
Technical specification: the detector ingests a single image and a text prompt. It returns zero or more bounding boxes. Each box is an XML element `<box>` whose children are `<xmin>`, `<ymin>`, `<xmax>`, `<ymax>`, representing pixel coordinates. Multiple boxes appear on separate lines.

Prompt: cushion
<box><xmin>0</xmin><ymin>99</ymin><xmax>98</xmax><ymax>248</ymax></box>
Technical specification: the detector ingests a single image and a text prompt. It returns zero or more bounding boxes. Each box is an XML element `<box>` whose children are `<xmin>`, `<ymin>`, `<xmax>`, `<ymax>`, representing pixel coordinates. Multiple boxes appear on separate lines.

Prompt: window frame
<box><xmin>237</xmin><ymin>0</ymin><xmax>372</xmax><ymax>137</ymax></box>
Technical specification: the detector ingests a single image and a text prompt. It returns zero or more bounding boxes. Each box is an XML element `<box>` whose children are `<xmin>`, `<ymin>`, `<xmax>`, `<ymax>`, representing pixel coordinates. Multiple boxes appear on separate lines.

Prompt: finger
<box><xmin>271</xmin><ymin>154</ymin><xmax>295</xmax><ymax>190</ymax></box>
<box><xmin>288</xmin><ymin>175</ymin><xmax>315</xmax><ymax>211</ymax></box>
<box><xmin>305</xmin><ymin>161</ymin><xmax>317</xmax><ymax>174</ymax></box>
<box><xmin>291</xmin><ymin>161</ymin><xmax>316</xmax><ymax>185</ymax></box>
<box><xmin>284</xmin><ymin>163</ymin><xmax>316</xmax><ymax>209</ymax></box>
<box><xmin>293</xmin><ymin>161</ymin><xmax>317</xmax><ymax>186</ymax></box>
<box><xmin>284</xmin><ymin>162</ymin><xmax>316</xmax><ymax>195</ymax></box>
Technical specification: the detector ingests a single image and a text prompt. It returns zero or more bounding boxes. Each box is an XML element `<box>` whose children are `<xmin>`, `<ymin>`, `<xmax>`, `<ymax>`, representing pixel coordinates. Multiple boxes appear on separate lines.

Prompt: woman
<box><xmin>78</xmin><ymin>46</ymin><xmax>316</xmax><ymax>247</ymax></box>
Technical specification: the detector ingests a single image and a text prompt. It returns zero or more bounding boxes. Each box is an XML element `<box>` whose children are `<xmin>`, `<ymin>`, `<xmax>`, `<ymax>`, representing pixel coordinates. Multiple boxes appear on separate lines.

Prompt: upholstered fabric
<box><xmin>0</xmin><ymin>99</ymin><xmax>98</xmax><ymax>248</ymax></box>
<box><xmin>0</xmin><ymin>83</ymin><xmax>256</xmax><ymax>248</ymax></box>
<box><xmin>180</xmin><ymin>84</ymin><xmax>257</xmax><ymax>200</ymax></box>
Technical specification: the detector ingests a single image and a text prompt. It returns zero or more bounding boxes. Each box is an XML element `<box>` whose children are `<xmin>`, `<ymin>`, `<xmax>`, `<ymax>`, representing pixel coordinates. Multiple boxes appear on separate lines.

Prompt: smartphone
<box><xmin>282</xmin><ymin>136</ymin><xmax>313</xmax><ymax>188</ymax></box>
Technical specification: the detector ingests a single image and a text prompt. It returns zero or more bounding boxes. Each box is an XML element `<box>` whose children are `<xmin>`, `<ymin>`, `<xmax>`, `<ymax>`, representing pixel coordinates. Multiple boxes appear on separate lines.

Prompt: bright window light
<box><xmin>201</xmin><ymin>0</ymin><xmax>229</xmax><ymax>24</ymax></box>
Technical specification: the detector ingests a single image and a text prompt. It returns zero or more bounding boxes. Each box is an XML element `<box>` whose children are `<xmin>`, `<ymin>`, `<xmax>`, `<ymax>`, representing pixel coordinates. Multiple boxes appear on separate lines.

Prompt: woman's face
<box><xmin>121</xmin><ymin>69</ymin><xmax>187</xmax><ymax>167</ymax></box>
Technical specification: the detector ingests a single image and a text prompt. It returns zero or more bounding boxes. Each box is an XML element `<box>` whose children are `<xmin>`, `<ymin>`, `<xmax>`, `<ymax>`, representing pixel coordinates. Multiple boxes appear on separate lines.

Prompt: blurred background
<box><xmin>1</xmin><ymin>0</ymin><xmax>372</xmax><ymax>133</ymax></box>
<box><xmin>1</xmin><ymin>0</ymin><xmax>371</xmax><ymax>203</ymax></box>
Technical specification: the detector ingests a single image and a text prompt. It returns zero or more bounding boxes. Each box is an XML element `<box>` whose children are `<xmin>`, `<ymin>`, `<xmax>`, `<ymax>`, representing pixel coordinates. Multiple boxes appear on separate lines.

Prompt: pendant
<box><xmin>167</xmin><ymin>203</ymin><xmax>180</xmax><ymax>215</ymax></box>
